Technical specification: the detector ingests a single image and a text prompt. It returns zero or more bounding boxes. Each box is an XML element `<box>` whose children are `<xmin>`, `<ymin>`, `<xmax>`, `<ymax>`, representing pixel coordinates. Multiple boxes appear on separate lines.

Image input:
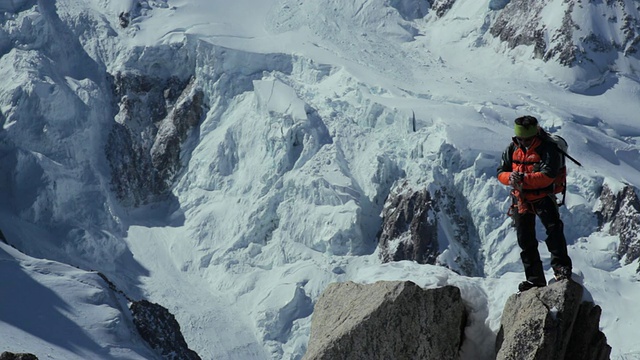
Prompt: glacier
<box><xmin>2</xmin><ymin>0</ymin><xmax>640</xmax><ymax>359</ymax></box>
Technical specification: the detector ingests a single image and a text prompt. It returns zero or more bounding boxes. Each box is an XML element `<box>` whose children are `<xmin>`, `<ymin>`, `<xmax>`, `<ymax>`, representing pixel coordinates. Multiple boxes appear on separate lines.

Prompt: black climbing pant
<box><xmin>512</xmin><ymin>195</ymin><xmax>572</xmax><ymax>285</ymax></box>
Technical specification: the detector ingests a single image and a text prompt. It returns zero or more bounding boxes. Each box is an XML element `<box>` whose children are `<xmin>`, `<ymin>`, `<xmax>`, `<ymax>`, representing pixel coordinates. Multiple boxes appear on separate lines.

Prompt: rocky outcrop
<box><xmin>377</xmin><ymin>181</ymin><xmax>438</xmax><ymax>265</ymax></box>
<box><xmin>565</xmin><ymin>301</ymin><xmax>611</xmax><ymax>360</ymax></box>
<box><xmin>130</xmin><ymin>300</ymin><xmax>201</xmax><ymax>360</ymax></box>
<box><xmin>496</xmin><ymin>280</ymin><xmax>610</xmax><ymax>360</ymax></box>
<box><xmin>106</xmin><ymin>72</ymin><xmax>205</xmax><ymax>206</ymax></box>
<box><xmin>97</xmin><ymin>272</ymin><xmax>200</xmax><ymax>360</ymax></box>
<box><xmin>490</xmin><ymin>0</ymin><xmax>568</xmax><ymax>63</ymax></box>
<box><xmin>595</xmin><ymin>184</ymin><xmax>640</xmax><ymax>270</ymax></box>
<box><xmin>377</xmin><ymin>180</ymin><xmax>481</xmax><ymax>276</ymax></box>
<box><xmin>117</xmin><ymin>0</ymin><xmax>169</xmax><ymax>29</ymax></box>
<box><xmin>430</xmin><ymin>0</ymin><xmax>457</xmax><ymax>17</ymax></box>
<box><xmin>303</xmin><ymin>281</ymin><xmax>466</xmax><ymax>360</ymax></box>
<box><xmin>0</xmin><ymin>353</ymin><xmax>38</xmax><ymax>360</ymax></box>
<box><xmin>490</xmin><ymin>0</ymin><xmax>640</xmax><ymax>66</ymax></box>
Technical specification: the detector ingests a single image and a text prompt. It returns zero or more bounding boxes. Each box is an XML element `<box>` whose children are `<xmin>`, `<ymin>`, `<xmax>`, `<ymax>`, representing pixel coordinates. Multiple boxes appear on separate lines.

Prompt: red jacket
<box><xmin>497</xmin><ymin>136</ymin><xmax>561</xmax><ymax>202</ymax></box>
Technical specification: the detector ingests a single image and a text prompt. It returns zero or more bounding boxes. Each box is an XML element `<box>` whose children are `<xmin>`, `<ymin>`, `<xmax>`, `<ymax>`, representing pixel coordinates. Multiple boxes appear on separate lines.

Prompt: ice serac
<box><xmin>303</xmin><ymin>281</ymin><xmax>466</xmax><ymax>360</ymax></box>
<box><xmin>595</xmin><ymin>183</ymin><xmax>640</xmax><ymax>271</ymax></box>
<box><xmin>496</xmin><ymin>280</ymin><xmax>611</xmax><ymax>360</ymax></box>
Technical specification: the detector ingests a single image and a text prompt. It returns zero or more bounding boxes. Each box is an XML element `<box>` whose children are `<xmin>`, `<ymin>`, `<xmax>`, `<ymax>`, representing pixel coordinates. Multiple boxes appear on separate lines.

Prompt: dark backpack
<box><xmin>539</xmin><ymin>130</ymin><xmax>582</xmax><ymax>206</ymax></box>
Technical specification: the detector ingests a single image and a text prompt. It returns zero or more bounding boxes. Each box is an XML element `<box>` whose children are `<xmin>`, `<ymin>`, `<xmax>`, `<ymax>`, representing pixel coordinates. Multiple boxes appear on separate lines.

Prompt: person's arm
<box><xmin>497</xmin><ymin>144</ymin><xmax>514</xmax><ymax>186</ymax></box>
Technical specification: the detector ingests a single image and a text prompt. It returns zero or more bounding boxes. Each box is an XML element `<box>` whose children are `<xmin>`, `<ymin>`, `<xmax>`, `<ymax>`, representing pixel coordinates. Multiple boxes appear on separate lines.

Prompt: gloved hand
<box><xmin>509</xmin><ymin>172</ymin><xmax>524</xmax><ymax>186</ymax></box>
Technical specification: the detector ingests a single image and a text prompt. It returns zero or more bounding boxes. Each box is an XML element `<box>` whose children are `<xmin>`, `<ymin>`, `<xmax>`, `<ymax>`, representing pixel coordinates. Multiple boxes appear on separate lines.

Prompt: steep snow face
<box><xmin>2</xmin><ymin>0</ymin><xmax>640</xmax><ymax>359</ymax></box>
<box><xmin>0</xmin><ymin>2</ymin><xmax>125</xmax><ymax>273</ymax></box>
<box><xmin>0</xmin><ymin>243</ymin><xmax>156</xmax><ymax>360</ymax></box>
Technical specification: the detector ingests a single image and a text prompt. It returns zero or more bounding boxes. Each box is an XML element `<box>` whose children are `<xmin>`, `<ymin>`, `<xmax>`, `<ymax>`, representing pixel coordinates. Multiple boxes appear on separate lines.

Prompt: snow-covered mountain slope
<box><xmin>0</xmin><ymin>242</ymin><xmax>156</xmax><ymax>359</ymax></box>
<box><xmin>1</xmin><ymin>0</ymin><xmax>640</xmax><ymax>359</ymax></box>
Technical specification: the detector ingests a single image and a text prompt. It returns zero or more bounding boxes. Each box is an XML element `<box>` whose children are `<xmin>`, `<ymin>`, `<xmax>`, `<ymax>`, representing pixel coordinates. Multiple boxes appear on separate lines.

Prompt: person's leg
<box><xmin>514</xmin><ymin>210</ymin><xmax>546</xmax><ymax>285</ymax></box>
<box><xmin>536</xmin><ymin>196</ymin><xmax>572</xmax><ymax>275</ymax></box>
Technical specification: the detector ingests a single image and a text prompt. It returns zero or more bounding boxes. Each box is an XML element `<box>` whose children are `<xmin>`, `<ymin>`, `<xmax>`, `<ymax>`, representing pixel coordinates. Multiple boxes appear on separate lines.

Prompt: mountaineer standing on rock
<box><xmin>497</xmin><ymin>115</ymin><xmax>573</xmax><ymax>292</ymax></box>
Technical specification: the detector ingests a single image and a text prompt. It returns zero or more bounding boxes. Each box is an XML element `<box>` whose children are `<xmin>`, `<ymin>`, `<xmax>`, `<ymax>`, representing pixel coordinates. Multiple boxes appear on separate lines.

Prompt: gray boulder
<box><xmin>303</xmin><ymin>281</ymin><xmax>466</xmax><ymax>360</ymax></box>
<box><xmin>496</xmin><ymin>280</ymin><xmax>610</xmax><ymax>360</ymax></box>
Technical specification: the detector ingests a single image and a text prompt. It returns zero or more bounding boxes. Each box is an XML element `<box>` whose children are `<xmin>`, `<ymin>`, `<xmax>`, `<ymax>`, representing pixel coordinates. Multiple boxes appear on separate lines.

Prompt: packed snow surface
<box><xmin>1</xmin><ymin>0</ymin><xmax>640</xmax><ymax>359</ymax></box>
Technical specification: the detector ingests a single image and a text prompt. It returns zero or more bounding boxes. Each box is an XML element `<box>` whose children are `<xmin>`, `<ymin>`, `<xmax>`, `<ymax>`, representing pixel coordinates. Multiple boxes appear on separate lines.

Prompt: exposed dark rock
<box><xmin>96</xmin><ymin>272</ymin><xmax>197</xmax><ymax>359</ymax></box>
<box><xmin>430</xmin><ymin>0</ymin><xmax>457</xmax><ymax>17</ymax></box>
<box><xmin>490</xmin><ymin>0</ymin><xmax>640</xmax><ymax>67</ymax></box>
<box><xmin>377</xmin><ymin>179</ymin><xmax>481</xmax><ymax>276</ymax></box>
<box><xmin>151</xmin><ymin>81</ymin><xmax>205</xmax><ymax>186</ymax></box>
<box><xmin>620</xmin><ymin>13</ymin><xmax>640</xmax><ymax>55</ymax></box>
<box><xmin>106</xmin><ymin>73</ymin><xmax>206</xmax><ymax>207</ymax></box>
<box><xmin>303</xmin><ymin>281</ymin><xmax>466</xmax><ymax>360</ymax></box>
<box><xmin>542</xmin><ymin>3</ymin><xmax>577</xmax><ymax>66</ymax></box>
<box><xmin>377</xmin><ymin>181</ymin><xmax>438</xmax><ymax>265</ymax></box>
<box><xmin>490</xmin><ymin>0</ymin><xmax>558</xmax><ymax>62</ymax></box>
<box><xmin>595</xmin><ymin>184</ymin><xmax>640</xmax><ymax>269</ymax></box>
<box><xmin>0</xmin><ymin>353</ymin><xmax>38</xmax><ymax>360</ymax></box>
<box><xmin>565</xmin><ymin>302</ymin><xmax>612</xmax><ymax>360</ymax></box>
<box><xmin>118</xmin><ymin>12</ymin><xmax>130</xmax><ymax>28</ymax></box>
<box><xmin>130</xmin><ymin>300</ymin><xmax>201</xmax><ymax>360</ymax></box>
<box><xmin>97</xmin><ymin>272</ymin><xmax>133</xmax><ymax>301</ymax></box>
<box><xmin>496</xmin><ymin>280</ymin><xmax>610</xmax><ymax>360</ymax></box>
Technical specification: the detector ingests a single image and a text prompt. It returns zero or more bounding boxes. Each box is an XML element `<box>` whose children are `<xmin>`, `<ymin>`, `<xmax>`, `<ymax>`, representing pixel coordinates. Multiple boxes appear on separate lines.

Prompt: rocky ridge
<box><xmin>306</xmin><ymin>280</ymin><xmax>610</xmax><ymax>360</ymax></box>
<box><xmin>107</xmin><ymin>67</ymin><xmax>206</xmax><ymax>206</ymax></box>
<box><xmin>490</xmin><ymin>0</ymin><xmax>640</xmax><ymax>68</ymax></box>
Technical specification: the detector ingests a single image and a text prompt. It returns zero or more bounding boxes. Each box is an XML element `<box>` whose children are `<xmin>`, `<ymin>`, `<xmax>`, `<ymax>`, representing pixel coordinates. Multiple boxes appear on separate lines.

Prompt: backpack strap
<box><xmin>538</xmin><ymin>129</ymin><xmax>583</xmax><ymax>167</ymax></box>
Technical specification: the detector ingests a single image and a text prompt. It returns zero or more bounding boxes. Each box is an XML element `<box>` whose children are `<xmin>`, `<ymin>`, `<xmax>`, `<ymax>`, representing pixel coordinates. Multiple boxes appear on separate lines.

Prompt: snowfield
<box><xmin>1</xmin><ymin>0</ymin><xmax>640</xmax><ymax>359</ymax></box>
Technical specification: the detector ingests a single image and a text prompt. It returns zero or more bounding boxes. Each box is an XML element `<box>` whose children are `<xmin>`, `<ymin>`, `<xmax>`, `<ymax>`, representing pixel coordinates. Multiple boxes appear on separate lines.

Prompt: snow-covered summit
<box><xmin>1</xmin><ymin>1</ymin><xmax>640</xmax><ymax>359</ymax></box>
